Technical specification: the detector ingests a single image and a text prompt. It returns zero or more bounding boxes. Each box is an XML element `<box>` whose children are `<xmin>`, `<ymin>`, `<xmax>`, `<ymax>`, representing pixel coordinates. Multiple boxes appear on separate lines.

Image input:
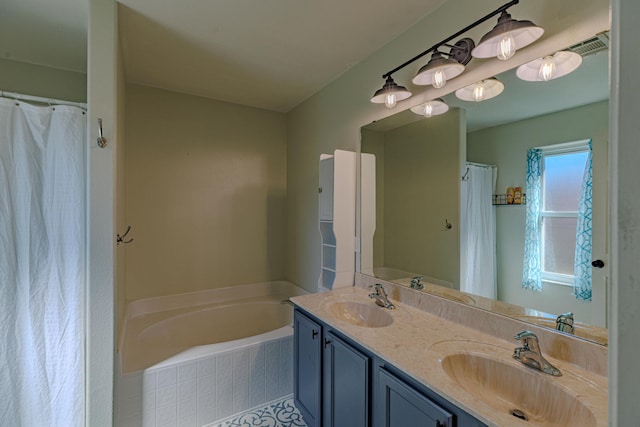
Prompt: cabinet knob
<box><xmin>591</xmin><ymin>259</ymin><xmax>605</xmax><ymax>268</ymax></box>
<box><xmin>324</xmin><ymin>338</ymin><xmax>331</xmax><ymax>348</ymax></box>
<box><xmin>312</xmin><ymin>329</ymin><xmax>319</xmax><ymax>339</ymax></box>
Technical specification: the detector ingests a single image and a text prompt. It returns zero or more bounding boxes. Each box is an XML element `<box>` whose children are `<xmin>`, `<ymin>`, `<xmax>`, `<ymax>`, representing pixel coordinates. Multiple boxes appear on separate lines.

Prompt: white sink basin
<box><xmin>327</xmin><ymin>301</ymin><xmax>393</xmax><ymax>328</ymax></box>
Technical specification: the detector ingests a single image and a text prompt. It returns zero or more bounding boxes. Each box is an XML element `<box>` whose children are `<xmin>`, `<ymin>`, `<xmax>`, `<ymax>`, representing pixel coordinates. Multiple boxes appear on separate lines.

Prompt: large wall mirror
<box><xmin>358</xmin><ymin>33</ymin><xmax>610</xmax><ymax>346</ymax></box>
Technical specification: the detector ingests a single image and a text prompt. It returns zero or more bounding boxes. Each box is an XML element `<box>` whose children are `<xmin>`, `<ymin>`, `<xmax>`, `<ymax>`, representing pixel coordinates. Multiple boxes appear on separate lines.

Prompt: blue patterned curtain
<box><xmin>573</xmin><ymin>141</ymin><xmax>593</xmax><ymax>301</ymax></box>
<box><xmin>522</xmin><ymin>148</ymin><xmax>543</xmax><ymax>291</ymax></box>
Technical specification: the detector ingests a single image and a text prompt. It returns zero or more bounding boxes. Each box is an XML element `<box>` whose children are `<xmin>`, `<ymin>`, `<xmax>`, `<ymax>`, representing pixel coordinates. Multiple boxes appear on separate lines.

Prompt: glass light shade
<box><xmin>497</xmin><ymin>34</ymin><xmax>516</xmax><ymax>60</ymax></box>
<box><xmin>412</xmin><ymin>52</ymin><xmax>464</xmax><ymax>87</ymax></box>
<box><xmin>516</xmin><ymin>51</ymin><xmax>583</xmax><ymax>82</ymax></box>
<box><xmin>410</xmin><ymin>99</ymin><xmax>449</xmax><ymax>118</ymax></box>
<box><xmin>472</xmin><ymin>11</ymin><xmax>544</xmax><ymax>59</ymax></box>
<box><xmin>371</xmin><ymin>76</ymin><xmax>412</xmax><ymax>107</ymax></box>
<box><xmin>455</xmin><ymin>78</ymin><xmax>504</xmax><ymax>102</ymax></box>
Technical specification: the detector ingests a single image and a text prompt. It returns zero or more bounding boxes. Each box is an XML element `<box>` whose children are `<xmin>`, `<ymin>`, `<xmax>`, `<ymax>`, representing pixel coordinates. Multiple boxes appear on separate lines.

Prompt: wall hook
<box><xmin>444</xmin><ymin>219</ymin><xmax>453</xmax><ymax>230</ymax></box>
<box><xmin>461</xmin><ymin>167</ymin><xmax>470</xmax><ymax>181</ymax></box>
<box><xmin>117</xmin><ymin>225</ymin><xmax>134</xmax><ymax>245</ymax></box>
<box><xmin>97</xmin><ymin>118</ymin><xmax>107</xmax><ymax>148</ymax></box>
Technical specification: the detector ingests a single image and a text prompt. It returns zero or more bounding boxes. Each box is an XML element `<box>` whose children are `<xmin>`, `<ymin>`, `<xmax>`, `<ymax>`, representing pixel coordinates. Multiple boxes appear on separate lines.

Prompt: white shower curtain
<box><xmin>460</xmin><ymin>164</ymin><xmax>497</xmax><ymax>299</ymax></box>
<box><xmin>0</xmin><ymin>98</ymin><xmax>86</xmax><ymax>426</ymax></box>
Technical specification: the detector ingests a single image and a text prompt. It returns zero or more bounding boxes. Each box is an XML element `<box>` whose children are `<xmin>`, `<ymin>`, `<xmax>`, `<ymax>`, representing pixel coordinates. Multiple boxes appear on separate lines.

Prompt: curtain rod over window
<box><xmin>0</xmin><ymin>90</ymin><xmax>87</xmax><ymax>110</ymax></box>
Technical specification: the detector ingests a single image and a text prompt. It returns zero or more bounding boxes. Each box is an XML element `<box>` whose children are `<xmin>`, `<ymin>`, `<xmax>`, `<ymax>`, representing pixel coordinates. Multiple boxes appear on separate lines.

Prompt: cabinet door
<box><xmin>319</xmin><ymin>157</ymin><xmax>334</xmax><ymax>221</ymax></box>
<box><xmin>294</xmin><ymin>311</ymin><xmax>322</xmax><ymax>427</ymax></box>
<box><xmin>323</xmin><ymin>332</ymin><xmax>370</xmax><ymax>427</ymax></box>
<box><xmin>378</xmin><ymin>368</ymin><xmax>453</xmax><ymax>427</ymax></box>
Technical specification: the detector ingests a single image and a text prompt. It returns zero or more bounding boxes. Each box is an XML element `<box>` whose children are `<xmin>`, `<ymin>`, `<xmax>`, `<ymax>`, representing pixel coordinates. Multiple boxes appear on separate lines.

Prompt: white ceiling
<box><xmin>0</xmin><ymin>0</ymin><xmax>87</xmax><ymax>72</ymax></box>
<box><xmin>2</xmin><ymin>0</ymin><xmax>447</xmax><ymax>112</ymax></box>
<box><xmin>1</xmin><ymin>0</ymin><xmax>610</xmax><ymax>120</ymax></box>
<box><xmin>117</xmin><ymin>0</ymin><xmax>446</xmax><ymax>112</ymax></box>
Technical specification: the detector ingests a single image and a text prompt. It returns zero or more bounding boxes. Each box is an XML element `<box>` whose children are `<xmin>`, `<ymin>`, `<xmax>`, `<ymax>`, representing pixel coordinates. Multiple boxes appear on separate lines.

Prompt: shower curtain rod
<box><xmin>466</xmin><ymin>161</ymin><xmax>496</xmax><ymax>169</ymax></box>
<box><xmin>0</xmin><ymin>90</ymin><xmax>87</xmax><ymax>110</ymax></box>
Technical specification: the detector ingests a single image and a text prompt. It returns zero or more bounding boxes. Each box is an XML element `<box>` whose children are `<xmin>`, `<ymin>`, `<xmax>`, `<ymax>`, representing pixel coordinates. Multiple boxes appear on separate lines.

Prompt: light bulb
<box><xmin>384</xmin><ymin>93</ymin><xmax>397</xmax><ymax>109</ymax></box>
<box><xmin>472</xmin><ymin>83</ymin><xmax>485</xmax><ymax>102</ymax></box>
<box><xmin>539</xmin><ymin>56</ymin><xmax>556</xmax><ymax>81</ymax></box>
<box><xmin>424</xmin><ymin>103</ymin><xmax>434</xmax><ymax>118</ymax></box>
<box><xmin>433</xmin><ymin>70</ymin><xmax>446</xmax><ymax>88</ymax></box>
<box><xmin>497</xmin><ymin>34</ymin><xmax>516</xmax><ymax>60</ymax></box>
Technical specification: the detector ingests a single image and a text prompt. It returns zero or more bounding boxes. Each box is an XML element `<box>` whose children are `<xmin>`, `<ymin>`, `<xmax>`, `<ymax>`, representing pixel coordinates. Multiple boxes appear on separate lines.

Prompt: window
<box><xmin>522</xmin><ymin>140</ymin><xmax>593</xmax><ymax>298</ymax></box>
<box><xmin>540</xmin><ymin>147</ymin><xmax>590</xmax><ymax>285</ymax></box>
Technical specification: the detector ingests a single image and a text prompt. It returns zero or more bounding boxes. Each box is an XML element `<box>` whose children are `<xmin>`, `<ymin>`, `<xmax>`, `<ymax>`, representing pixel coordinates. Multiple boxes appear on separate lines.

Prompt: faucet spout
<box><xmin>556</xmin><ymin>312</ymin><xmax>575</xmax><ymax>334</ymax></box>
<box><xmin>513</xmin><ymin>331</ymin><xmax>561</xmax><ymax>376</ymax></box>
<box><xmin>410</xmin><ymin>276</ymin><xmax>424</xmax><ymax>290</ymax></box>
<box><xmin>368</xmin><ymin>284</ymin><xmax>395</xmax><ymax>309</ymax></box>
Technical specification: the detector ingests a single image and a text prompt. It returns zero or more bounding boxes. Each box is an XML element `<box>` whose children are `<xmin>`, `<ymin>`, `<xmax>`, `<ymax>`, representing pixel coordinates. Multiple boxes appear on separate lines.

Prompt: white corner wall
<box><xmin>87</xmin><ymin>0</ymin><xmax>117</xmax><ymax>425</ymax></box>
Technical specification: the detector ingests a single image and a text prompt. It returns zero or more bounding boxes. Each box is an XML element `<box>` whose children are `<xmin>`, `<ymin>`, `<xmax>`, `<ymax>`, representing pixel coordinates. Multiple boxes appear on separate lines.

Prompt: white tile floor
<box><xmin>209</xmin><ymin>395</ymin><xmax>307</xmax><ymax>427</ymax></box>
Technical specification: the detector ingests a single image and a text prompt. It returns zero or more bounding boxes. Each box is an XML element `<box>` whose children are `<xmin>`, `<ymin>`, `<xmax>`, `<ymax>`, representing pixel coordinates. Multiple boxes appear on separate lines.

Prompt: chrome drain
<box><xmin>510</xmin><ymin>409</ymin><xmax>528</xmax><ymax>421</ymax></box>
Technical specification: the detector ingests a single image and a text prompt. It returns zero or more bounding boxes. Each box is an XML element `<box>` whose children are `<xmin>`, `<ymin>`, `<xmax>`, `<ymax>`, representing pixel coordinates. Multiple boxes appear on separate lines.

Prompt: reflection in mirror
<box><xmin>359</xmin><ymin>36</ymin><xmax>609</xmax><ymax>346</ymax></box>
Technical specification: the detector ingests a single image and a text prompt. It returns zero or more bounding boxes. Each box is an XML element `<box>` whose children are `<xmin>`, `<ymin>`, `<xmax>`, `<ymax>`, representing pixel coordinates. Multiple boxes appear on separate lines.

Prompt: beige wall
<box><xmin>124</xmin><ymin>84</ymin><xmax>287</xmax><ymax>300</ymax></box>
<box><xmin>286</xmin><ymin>0</ymin><xmax>610</xmax><ymax>292</ymax></box>
<box><xmin>0</xmin><ymin>58</ymin><xmax>86</xmax><ymax>102</ymax></box>
<box><xmin>467</xmin><ymin>101</ymin><xmax>609</xmax><ymax>325</ymax></box>
<box><xmin>363</xmin><ymin>110</ymin><xmax>464</xmax><ymax>286</ymax></box>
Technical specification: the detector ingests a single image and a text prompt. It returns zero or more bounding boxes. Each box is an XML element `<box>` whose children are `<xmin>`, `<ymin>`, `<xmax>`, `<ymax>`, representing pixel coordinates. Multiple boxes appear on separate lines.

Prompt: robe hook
<box><xmin>117</xmin><ymin>225</ymin><xmax>134</xmax><ymax>245</ymax></box>
<box><xmin>97</xmin><ymin>118</ymin><xmax>107</xmax><ymax>148</ymax></box>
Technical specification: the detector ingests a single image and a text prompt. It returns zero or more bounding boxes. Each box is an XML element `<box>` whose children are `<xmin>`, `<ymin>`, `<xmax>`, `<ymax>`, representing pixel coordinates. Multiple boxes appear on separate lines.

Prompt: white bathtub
<box><xmin>116</xmin><ymin>281</ymin><xmax>308</xmax><ymax>427</ymax></box>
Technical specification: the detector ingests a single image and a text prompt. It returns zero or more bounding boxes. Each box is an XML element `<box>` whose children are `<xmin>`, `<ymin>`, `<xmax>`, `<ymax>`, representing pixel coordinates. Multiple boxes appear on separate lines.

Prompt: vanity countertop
<box><xmin>291</xmin><ymin>286</ymin><xmax>608</xmax><ymax>427</ymax></box>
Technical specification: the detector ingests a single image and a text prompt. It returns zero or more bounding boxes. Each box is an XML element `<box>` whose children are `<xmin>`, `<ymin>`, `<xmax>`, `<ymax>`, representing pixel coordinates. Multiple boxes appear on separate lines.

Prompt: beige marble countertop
<box><xmin>291</xmin><ymin>286</ymin><xmax>607</xmax><ymax>427</ymax></box>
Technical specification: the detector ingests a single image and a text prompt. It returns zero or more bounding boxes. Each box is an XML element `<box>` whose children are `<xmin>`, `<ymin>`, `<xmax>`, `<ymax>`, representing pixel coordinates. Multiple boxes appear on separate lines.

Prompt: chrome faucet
<box><xmin>513</xmin><ymin>331</ymin><xmax>561</xmax><ymax>376</ymax></box>
<box><xmin>556</xmin><ymin>312</ymin><xmax>575</xmax><ymax>334</ymax></box>
<box><xmin>410</xmin><ymin>276</ymin><xmax>424</xmax><ymax>290</ymax></box>
<box><xmin>368</xmin><ymin>284</ymin><xmax>395</xmax><ymax>309</ymax></box>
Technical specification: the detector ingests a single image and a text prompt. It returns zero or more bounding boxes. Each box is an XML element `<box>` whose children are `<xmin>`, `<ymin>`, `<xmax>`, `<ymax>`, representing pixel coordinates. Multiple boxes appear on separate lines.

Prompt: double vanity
<box><xmin>291</xmin><ymin>278</ymin><xmax>607</xmax><ymax>426</ymax></box>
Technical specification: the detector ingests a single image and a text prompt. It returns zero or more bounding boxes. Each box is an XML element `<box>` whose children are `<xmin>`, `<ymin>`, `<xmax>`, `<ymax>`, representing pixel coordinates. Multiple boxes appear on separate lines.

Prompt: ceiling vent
<box><xmin>567</xmin><ymin>31</ymin><xmax>610</xmax><ymax>57</ymax></box>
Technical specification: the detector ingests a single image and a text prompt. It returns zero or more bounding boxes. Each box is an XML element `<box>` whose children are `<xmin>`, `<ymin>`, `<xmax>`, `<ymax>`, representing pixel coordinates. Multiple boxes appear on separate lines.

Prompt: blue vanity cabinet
<box><xmin>294</xmin><ymin>309</ymin><xmax>371</xmax><ymax>427</ymax></box>
<box><xmin>294</xmin><ymin>307</ymin><xmax>486</xmax><ymax>427</ymax></box>
<box><xmin>377</xmin><ymin>368</ymin><xmax>453</xmax><ymax>427</ymax></box>
<box><xmin>322</xmin><ymin>331</ymin><xmax>370</xmax><ymax>427</ymax></box>
<box><xmin>375</xmin><ymin>366</ymin><xmax>487</xmax><ymax>427</ymax></box>
<box><xmin>294</xmin><ymin>310</ymin><xmax>322</xmax><ymax>427</ymax></box>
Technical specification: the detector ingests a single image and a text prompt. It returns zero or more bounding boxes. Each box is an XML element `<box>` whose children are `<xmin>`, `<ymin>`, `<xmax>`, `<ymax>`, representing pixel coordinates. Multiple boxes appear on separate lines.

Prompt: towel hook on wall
<box><xmin>117</xmin><ymin>225</ymin><xmax>134</xmax><ymax>245</ymax></box>
<box><xmin>97</xmin><ymin>118</ymin><xmax>107</xmax><ymax>148</ymax></box>
<box><xmin>461</xmin><ymin>167</ymin><xmax>470</xmax><ymax>181</ymax></box>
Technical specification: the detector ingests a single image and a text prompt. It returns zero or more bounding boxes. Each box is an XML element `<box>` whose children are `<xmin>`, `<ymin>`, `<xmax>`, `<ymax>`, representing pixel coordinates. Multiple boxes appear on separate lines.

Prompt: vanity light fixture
<box><xmin>455</xmin><ymin>78</ymin><xmax>504</xmax><ymax>102</ymax></box>
<box><xmin>471</xmin><ymin>11</ymin><xmax>544</xmax><ymax>60</ymax></box>
<box><xmin>370</xmin><ymin>75</ymin><xmax>412</xmax><ymax>108</ymax></box>
<box><xmin>515</xmin><ymin>51</ymin><xmax>583</xmax><ymax>81</ymax></box>
<box><xmin>412</xmin><ymin>52</ymin><xmax>464</xmax><ymax>88</ymax></box>
<box><xmin>412</xmin><ymin>38</ymin><xmax>474</xmax><ymax>88</ymax></box>
<box><xmin>370</xmin><ymin>0</ymin><xmax>542</xmax><ymax>108</ymax></box>
<box><xmin>410</xmin><ymin>99</ymin><xmax>449</xmax><ymax>118</ymax></box>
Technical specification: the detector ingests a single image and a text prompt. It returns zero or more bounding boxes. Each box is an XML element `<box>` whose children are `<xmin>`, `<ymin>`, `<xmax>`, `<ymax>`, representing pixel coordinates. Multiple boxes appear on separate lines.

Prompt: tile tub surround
<box><xmin>116</xmin><ymin>332</ymin><xmax>293</xmax><ymax>427</ymax></box>
<box><xmin>356</xmin><ymin>274</ymin><xmax>608</xmax><ymax>376</ymax></box>
<box><xmin>290</xmin><ymin>286</ymin><xmax>608</xmax><ymax>427</ymax></box>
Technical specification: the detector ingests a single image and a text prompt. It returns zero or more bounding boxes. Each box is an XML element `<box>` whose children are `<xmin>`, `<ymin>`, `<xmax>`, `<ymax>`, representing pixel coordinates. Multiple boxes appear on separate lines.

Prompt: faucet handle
<box><xmin>514</xmin><ymin>330</ymin><xmax>538</xmax><ymax>350</ymax></box>
<box><xmin>369</xmin><ymin>283</ymin><xmax>387</xmax><ymax>295</ymax></box>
